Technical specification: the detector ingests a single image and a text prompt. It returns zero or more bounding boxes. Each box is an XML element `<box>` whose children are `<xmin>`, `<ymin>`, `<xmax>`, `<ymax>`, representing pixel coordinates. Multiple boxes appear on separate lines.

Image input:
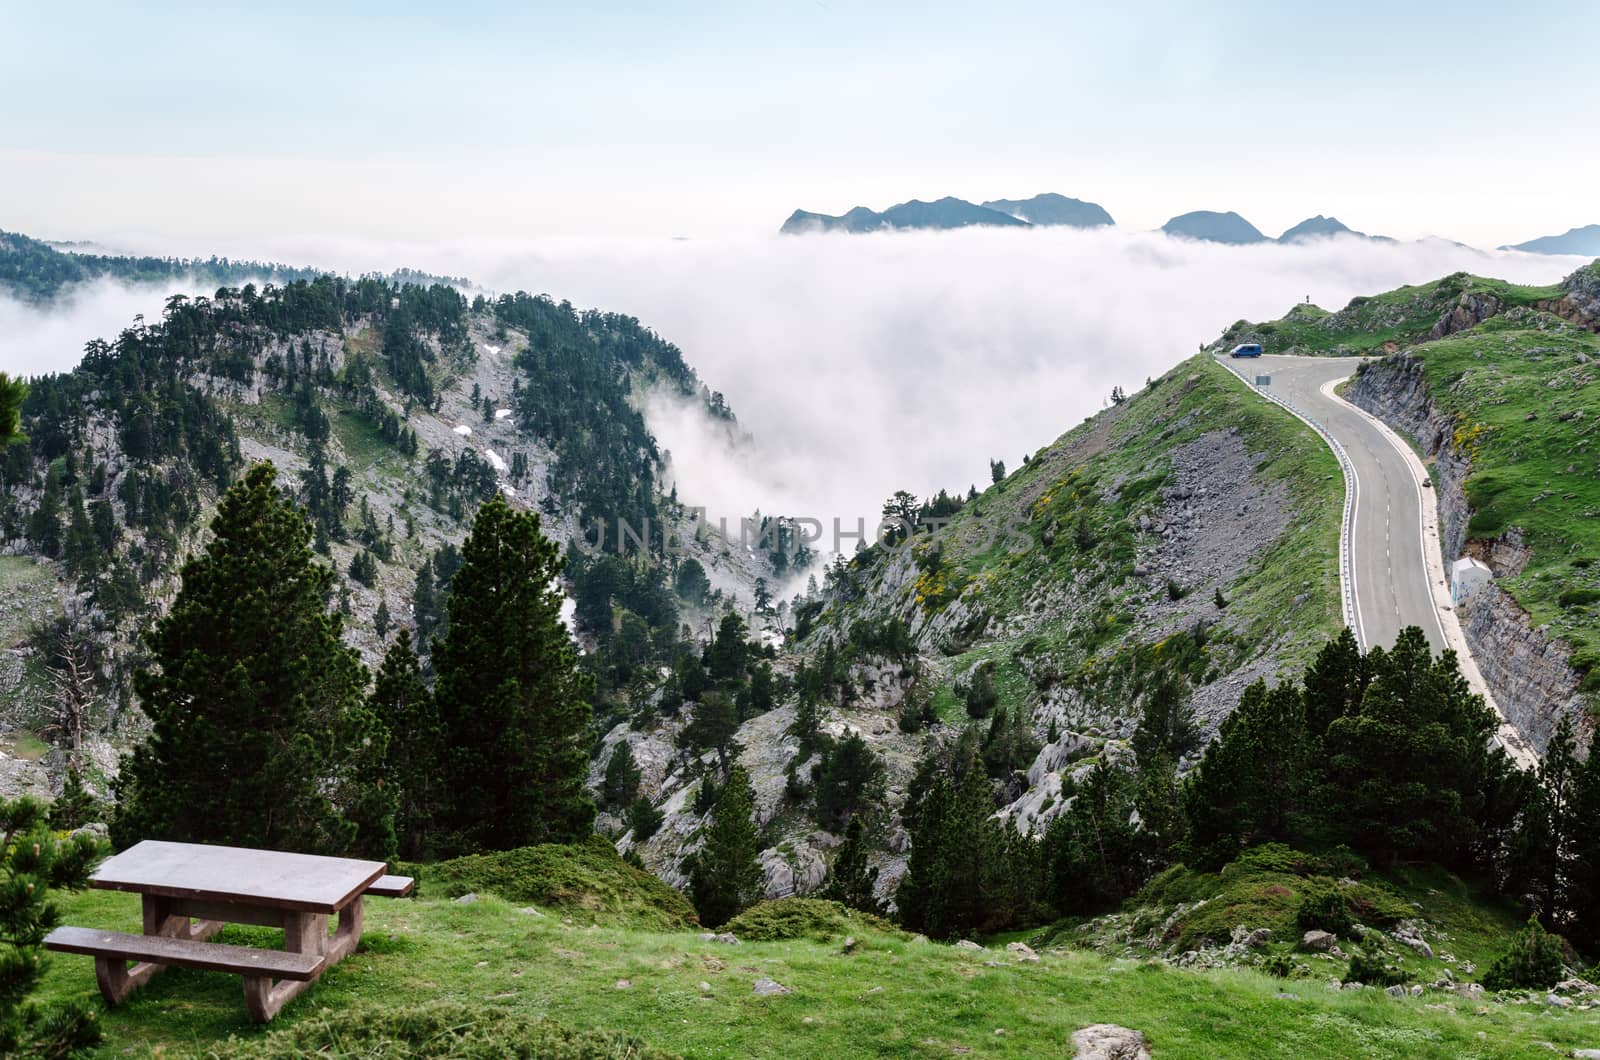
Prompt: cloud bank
<box><xmin>0</xmin><ymin>276</ymin><xmax>209</xmax><ymax>377</ymax></box>
<box><xmin>407</xmin><ymin>229</ymin><xmax>1582</xmax><ymax>536</ymax></box>
<box><xmin>8</xmin><ymin>230</ymin><xmax>1585</xmax><ymax>544</ymax></box>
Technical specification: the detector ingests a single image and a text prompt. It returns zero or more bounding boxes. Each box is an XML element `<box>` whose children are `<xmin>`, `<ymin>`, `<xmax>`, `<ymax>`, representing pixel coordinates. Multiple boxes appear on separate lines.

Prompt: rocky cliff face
<box><xmin>1347</xmin><ymin>355</ymin><xmax>1590</xmax><ymax>754</ymax></box>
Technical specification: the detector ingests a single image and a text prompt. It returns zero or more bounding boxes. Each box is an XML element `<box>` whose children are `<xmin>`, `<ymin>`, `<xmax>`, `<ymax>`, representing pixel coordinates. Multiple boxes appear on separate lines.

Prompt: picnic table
<box><xmin>45</xmin><ymin>840</ymin><xmax>413</xmax><ymax>1022</ymax></box>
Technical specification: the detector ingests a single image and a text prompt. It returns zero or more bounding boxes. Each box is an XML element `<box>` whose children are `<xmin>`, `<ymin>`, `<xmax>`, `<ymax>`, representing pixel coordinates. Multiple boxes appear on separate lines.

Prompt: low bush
<box><xmin>420</xmin><ymin>835</ymin><xmax>697</xmax><ymax>930</ymax></box>
<box><xmin>1558</xmin><ymin>587</ymin><xmax>1600</xmax><ymax>609</ymax></box>
<box><xmin>1295</xmin><ymin>881</ymin><xmax>1354</xmax><ymax>937</ymax></box>
<box><xmin>1346</xmin><ymin>946</ymin><xmax>1409</xmax><ymax>987</ymax></box>
<box><xmin>1481</xmin><ymin>916</ymin><xmax>1566</xmax><ymax>992</ymax></box>
<box><xmin>722</xmin><ymin>898</ymin><xmax>900</xmax><ymax>942</ymax></box>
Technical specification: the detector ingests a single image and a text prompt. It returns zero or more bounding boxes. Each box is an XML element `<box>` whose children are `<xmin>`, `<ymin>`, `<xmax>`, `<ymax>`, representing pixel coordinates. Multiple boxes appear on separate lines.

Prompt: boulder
<box><xmin>1301</xmin><ymin>930</ymin><xmax>1337</xmax><ymax>952</ymax></box>
<box><xmin>453</xmin><ymin>892</ymin><xmax>481</xmax><ymax>905</ymax></box>
<box><xmin>1006</xmin><ymin>942</ymin><xmax>1041</xmax><ymax>963</ymax></box>
<box><xmin>1070</xmin><ymin>1023</ymin><xmax>1151</xmax><ymax>1060</ymax></box>
<box><xmin>954</xmin><ymin>939</ymin><xmax>984</xmax><ymax>951</ymax></box>
<box><xmin>752</xmin><ymin>977</ymin><xmax>791</xmax><ymax>997</ymax></box>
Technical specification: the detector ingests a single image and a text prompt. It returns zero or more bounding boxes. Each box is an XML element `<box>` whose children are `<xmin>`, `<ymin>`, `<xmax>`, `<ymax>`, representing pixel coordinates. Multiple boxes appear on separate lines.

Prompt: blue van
<box><xmin>1230</xmin><ymin>343</ymin><xmax>1263</xmax><ymax>358</ymax></box>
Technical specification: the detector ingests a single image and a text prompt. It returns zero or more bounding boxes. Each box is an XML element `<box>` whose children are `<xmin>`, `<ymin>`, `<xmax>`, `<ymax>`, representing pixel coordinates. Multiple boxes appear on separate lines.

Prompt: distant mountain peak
<box><xmin>1504</xmin><ymin>223</ymin><xmax>1600</xmax><ymax>256</ymax></box>
<box><xmin>779</xmin><ymin>192</ymin><xmax>1114</xmax><ymax>235</ymax></box>
<box><xmin>980</xmin><ymin>193</ymin><xmax>1115</xmax><ymax>228</ymax></box>
<box><xmin>1160</xmin><ymin>210</ymin><xmax>1268</xmax><ymax>245</ymax></box>
<box><xmin>780</xmin><ymin>196</ymin><xmax>1030</xmax><ymax>234</ymax></box>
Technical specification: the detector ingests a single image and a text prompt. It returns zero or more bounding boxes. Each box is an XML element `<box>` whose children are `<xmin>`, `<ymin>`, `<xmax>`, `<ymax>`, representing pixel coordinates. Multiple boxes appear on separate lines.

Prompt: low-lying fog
<box><xmin>5</xmin><ymin>228</ymin><xmax>1586</xmax><ymax>540</ymax></box>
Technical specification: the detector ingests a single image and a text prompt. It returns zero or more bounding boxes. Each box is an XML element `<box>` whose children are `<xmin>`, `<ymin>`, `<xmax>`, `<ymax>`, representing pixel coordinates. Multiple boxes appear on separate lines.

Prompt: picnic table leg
<box><xmin>327</xmin><ymin>894</ymin><xmax>364</xmax><ymax>962</ymax></box>
<box><xmin>91</xmin><ymin>895</ymin><xmax>185</xmax><ymax>1005</ymax></box>
<box><xmin>243</xmin><ymin>910</ymin><xmax>329</xmax><ymax>1023</ymax></box>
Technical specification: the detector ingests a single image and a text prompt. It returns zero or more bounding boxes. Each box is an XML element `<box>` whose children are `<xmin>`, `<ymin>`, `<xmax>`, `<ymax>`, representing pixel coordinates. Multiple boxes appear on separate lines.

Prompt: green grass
<box><xmin>1216</xmin><ymin>273</ymin><xmax>1568</xmax><ymax>357</ymax></box>
<box><xmin>722</xmin><ymin>898</ymin><xmax>901</xmax><ymax>942</ymax></box>
<box><xmin>414</xmin><ymin>835</ymin><xmax>699</xmax><ymax>931</ymax></box>
<box><xmin>331</xmin><ymin>405</ymin><xmax>398</xmax><ymax>471</ymax></box>
<box><xmin>34</xmin><ymin>882</ymin><xmax>1600</xmax><ymax>1059</ymax></box>
<box><xmin>808</xmin><ymin>354</ymin><xmax>1345</xmax><ymax>739</ymax></box>
<box><xmin>1381</xmin><ymin>318</ymin><xmax>1600</xmax><ymax>669</ymax></box>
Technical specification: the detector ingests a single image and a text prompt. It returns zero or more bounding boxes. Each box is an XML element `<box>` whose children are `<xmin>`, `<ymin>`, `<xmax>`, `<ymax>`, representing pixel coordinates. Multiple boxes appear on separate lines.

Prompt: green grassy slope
<box><xmin>814</xmin><ymin>353</ymin><xmax>1344</xmax><ymax>731</ymax></box>
<box><xmin>1366</xmin><ymin>313</ymin><xmax>1600</xmax><ymax>686</ymax></box>
<box><xmin>34</xmin><ymin>882</ymin><xmax>1600</xmax><ymax>1058</ymax></box>
<box><xmin>1214</xmin><ymin>273</ymin><xmax>1567</xmax><ymax>357</ymax></box>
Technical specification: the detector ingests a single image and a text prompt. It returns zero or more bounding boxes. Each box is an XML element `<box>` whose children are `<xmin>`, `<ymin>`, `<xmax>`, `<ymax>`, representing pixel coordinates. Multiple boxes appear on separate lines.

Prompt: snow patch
<box><xmin>495</xmin><ymin>408</ymin><xmax>512</xmax><ymax>420</ymax></box>
<box><xmin>484</xmin><ymin>448</ymin><xmax>508</xmax><ymax>473</ymax></box>
<box><xmin>452</xmin><ymin>424</ymin><xmax>472</xmax><ymax>436</ymax></box>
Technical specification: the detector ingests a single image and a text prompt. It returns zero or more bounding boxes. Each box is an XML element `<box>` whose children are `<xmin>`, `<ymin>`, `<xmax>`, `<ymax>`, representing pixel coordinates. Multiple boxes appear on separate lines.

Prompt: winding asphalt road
<box><xmin>1219</xmin><ymin>353</ymin><xmax>1538</xmax><ymax>765</ymax></box>
<box><xmin>1242</xmin><ymin>354</ymin><xmax>1447</xmax><ymax>653</ymax></box>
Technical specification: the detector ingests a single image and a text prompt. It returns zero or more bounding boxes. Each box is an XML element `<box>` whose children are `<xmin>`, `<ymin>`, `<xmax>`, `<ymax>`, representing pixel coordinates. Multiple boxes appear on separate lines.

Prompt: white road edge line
<box><xmin>1213</xmin><ymin>357</ymin><xmax>1363</xmax><ymax>645</ymax></box>
<box><xmin>1318</xmin><ymin>378</ymin><xmax>1537</xmax><ymax>768</ymax></box>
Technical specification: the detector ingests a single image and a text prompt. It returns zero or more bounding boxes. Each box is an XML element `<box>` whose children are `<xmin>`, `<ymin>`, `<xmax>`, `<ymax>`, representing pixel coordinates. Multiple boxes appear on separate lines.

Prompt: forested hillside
<box><xmin>0</xmin><ymin>245</ymin><xmax>786</xmax><ymax>809</ymax></box>
<box><xmin>0</xmin><ymin>228</ymin><xmax>465</xmax><ymax>303</ymax></box>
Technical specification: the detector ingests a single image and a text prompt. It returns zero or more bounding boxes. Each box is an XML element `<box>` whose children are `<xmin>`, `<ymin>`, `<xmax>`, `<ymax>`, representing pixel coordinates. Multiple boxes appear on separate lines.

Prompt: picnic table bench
<box><xmin>45</xmin><ymin>840</ymin><xmax>414</xmax><ymax>1022</ymax></box>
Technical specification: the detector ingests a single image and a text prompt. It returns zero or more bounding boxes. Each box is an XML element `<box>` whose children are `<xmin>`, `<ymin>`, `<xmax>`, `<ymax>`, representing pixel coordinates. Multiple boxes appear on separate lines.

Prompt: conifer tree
<box><xmin>820</xmin><ymin>815</ymin><xmax>883</xmax><ymax>915</ymax></box>
<box><xmin>1302</xmin><ymin>626</ymin><xmax>1369</xmax><ymax>745</ymax></box>
<box><xmin>684</xmin><ymin>691</ymin><xmax>739</xmax><ymax>767</ymax></box>
<box><xmin>1</xmin><ymin>796</ymin><xmax>101</xmax><ymax>1056</ymax></box>
<box><xmin>1130</xmin><ymin>667</ymin><xmax>1199</xmax><ymax>769</ymax></box>
<box><xmin>368</xmin><ymin>630</ymin><xmax>441</xmax><ymax>859</ymax></box>
<box><xmin>603</xmin><ymin>742</ymin><xmax>643</xmax><ymax>810</ymax></box>
<box><xmin>814</xmin><ymin>731</ymin><xmax>884</xmax><ymax>832</ymax></box>
<box><xmin>1503</xmin><ymin>715</ymin><xmax>1579</xmax><ymax>922</ymax></box>
<box><xmin>0</xmin><ymin>373</ymin><xmax>25</xmax><ymax>448</ymax></box>
<box><xmin>1044</xmin><ymin>759</ymin><xmax>1144</xmax><ymax>914</ymax></box>
<box><xmin>1566</xmin><ymin>733</ymin><xmax>1600</xmax><ymax>952</ymax></box>
<box><xmin>896</xmin><ymin>760</ymin><xmax>1021</xmax><ymax>939</ymax></box>
<box><xmin>790</xmin><ymin>687</ymin><xmax>822</xmax><ymax>757</ymax></box>
<box><xmin>431</xmin><ymin>495</ymin><xmax>594</xmax><ymax>853</ymax></box>
<box><xmin>1323</xmin><ymin>627</ymin><xmax>1503</xmax><ymax>866</ymax></box>
<box><xmin>1182</xmin><ymin>679</ymin><xmax>1313</xmax><ymax>865</ymax></box>
<box><xmin>112</xmin><ymin>463</ymin><xmax>388</xmax><ymax>856</ymax></box>
<box><xmin>688</xmin><ymin>765</ymin><xmax>764</xmax><ymax>927</ymax></box>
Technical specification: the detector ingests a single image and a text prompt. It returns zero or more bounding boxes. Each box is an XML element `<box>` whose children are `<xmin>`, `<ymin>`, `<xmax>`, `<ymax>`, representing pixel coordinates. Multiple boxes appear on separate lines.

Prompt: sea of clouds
<box><xmin>4</xmin><ymin>228</ymin><xmax>1586</xmax><ymax>540</ymax></box>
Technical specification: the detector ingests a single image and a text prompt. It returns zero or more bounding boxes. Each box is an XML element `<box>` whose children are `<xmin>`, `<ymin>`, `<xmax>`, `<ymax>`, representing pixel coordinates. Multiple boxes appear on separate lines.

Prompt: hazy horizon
<box><xmin>3</xmin><ymin>1</ymin><xmax>1597</xmax><ymax>247</ymax></box>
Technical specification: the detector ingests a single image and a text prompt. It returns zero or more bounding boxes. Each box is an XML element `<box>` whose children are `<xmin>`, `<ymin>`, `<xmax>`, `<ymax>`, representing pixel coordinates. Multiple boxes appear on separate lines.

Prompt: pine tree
<box><xmin>1503</xmin><ymin>715</ymin><xmax>1579</xmax><ymax>923</ymax></box>
<box><xmin>814</xmin><ymin>731</ymin><xmax>885</xmax><ymax>831</ymax></box>
<box><xmin>373</xmin><ymin>596</ymin><xmax>391</xmax><ymax>639</ymax></box>
<box><xmin>112</xmin><ymin>463</ymin><xmax>389</xmax><ymax>856</ymax></box>
<box><xmin>47</xmin><ymin>766</ymin><xmax>102</xmax><ymax>831</ymax></box>
<box><xmin>688</xmin><ymin>765</ymin><xmax>764</xmax><ymax>927</ymax></box>
<box><xmin>603</xmin><ymin>743</ymin><xmax>643</xmax><ymax>809</ymax></box>
<box><xmin>1130</xmin><ymin>667</ymin><xmax>1199</xmax><ymax>769</ymax></box>
<box><xmin>0</xmin><ymin>373</ymin><xmax>25</xmax><ymax>448</ymax></box>
<box><xmin>896</xmin><ymin>758</ymin><xmax>1023</xmax><ymax>939</ymax></box>
<box><xmin>368</xmin><ymin>630</ymin><xmax>441</xmax><ymax>859</ymax></box>
<box><xmin>1566</xmin><ymin>731</ymin><xmax>1600</xmax><ymax>952</ymax></box>
<box><xmin>1302</xmin><ymin>626</ymin><xmax>1368</xmax><ymax>744</ymax></box>
<box><xmin>1323</xmin><ymin>627</ymin><xmax>1503</xmax><ymax>866</ymax></box>
<box><xmin>1044</xmin><ymin>759</ymin><xmax>1144</xmax><ymax>914</ymax></box>
<box><xmin>0</xmin><ymin>796</ymin><xmax>101</xmax><ymax>1056</ymax></box>
<box><xmin>1182</xmin><ymin>679</ymin><xmax>1313</xmax><ymax>866</ymax></box>
<box><xmin>625</xmin><ymin>796</ymin><xmax>664</xmax><ymax>842</ymax></box>
<box><xmin>790</xmin><ymin>688</ymin><xmax>822</xmax><ymax>757</ymax></box>
<box><xmin>963</xmin><ymin>662</ymin><xmax>998</xmax><ymax>719</ymax></box>
<box><xmin>1481</xmin><ymin>915</ymin><xmax>1566</xmax><ymax>991</ymax></box>
<box><xmin>820</xmin><ymin>814</ymin><xmax>883</xmax><ymax>915</ymax></box>
<box><xmin>431</xmin><ymin>495</ymin><xmax>595</xmax><ymax>853</ymax></box>
<box><xmin>684</xmin><ymin>691</ymin><xmax>739</xmax><ymax>767</ymax></box>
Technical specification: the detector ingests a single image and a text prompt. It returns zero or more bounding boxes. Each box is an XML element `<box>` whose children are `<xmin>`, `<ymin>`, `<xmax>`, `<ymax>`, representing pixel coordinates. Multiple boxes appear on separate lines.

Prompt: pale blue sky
<box><xmin>2</xmin><ymin>1</ymin><xmax>1595</xmax><ymax>243</ymax></box>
